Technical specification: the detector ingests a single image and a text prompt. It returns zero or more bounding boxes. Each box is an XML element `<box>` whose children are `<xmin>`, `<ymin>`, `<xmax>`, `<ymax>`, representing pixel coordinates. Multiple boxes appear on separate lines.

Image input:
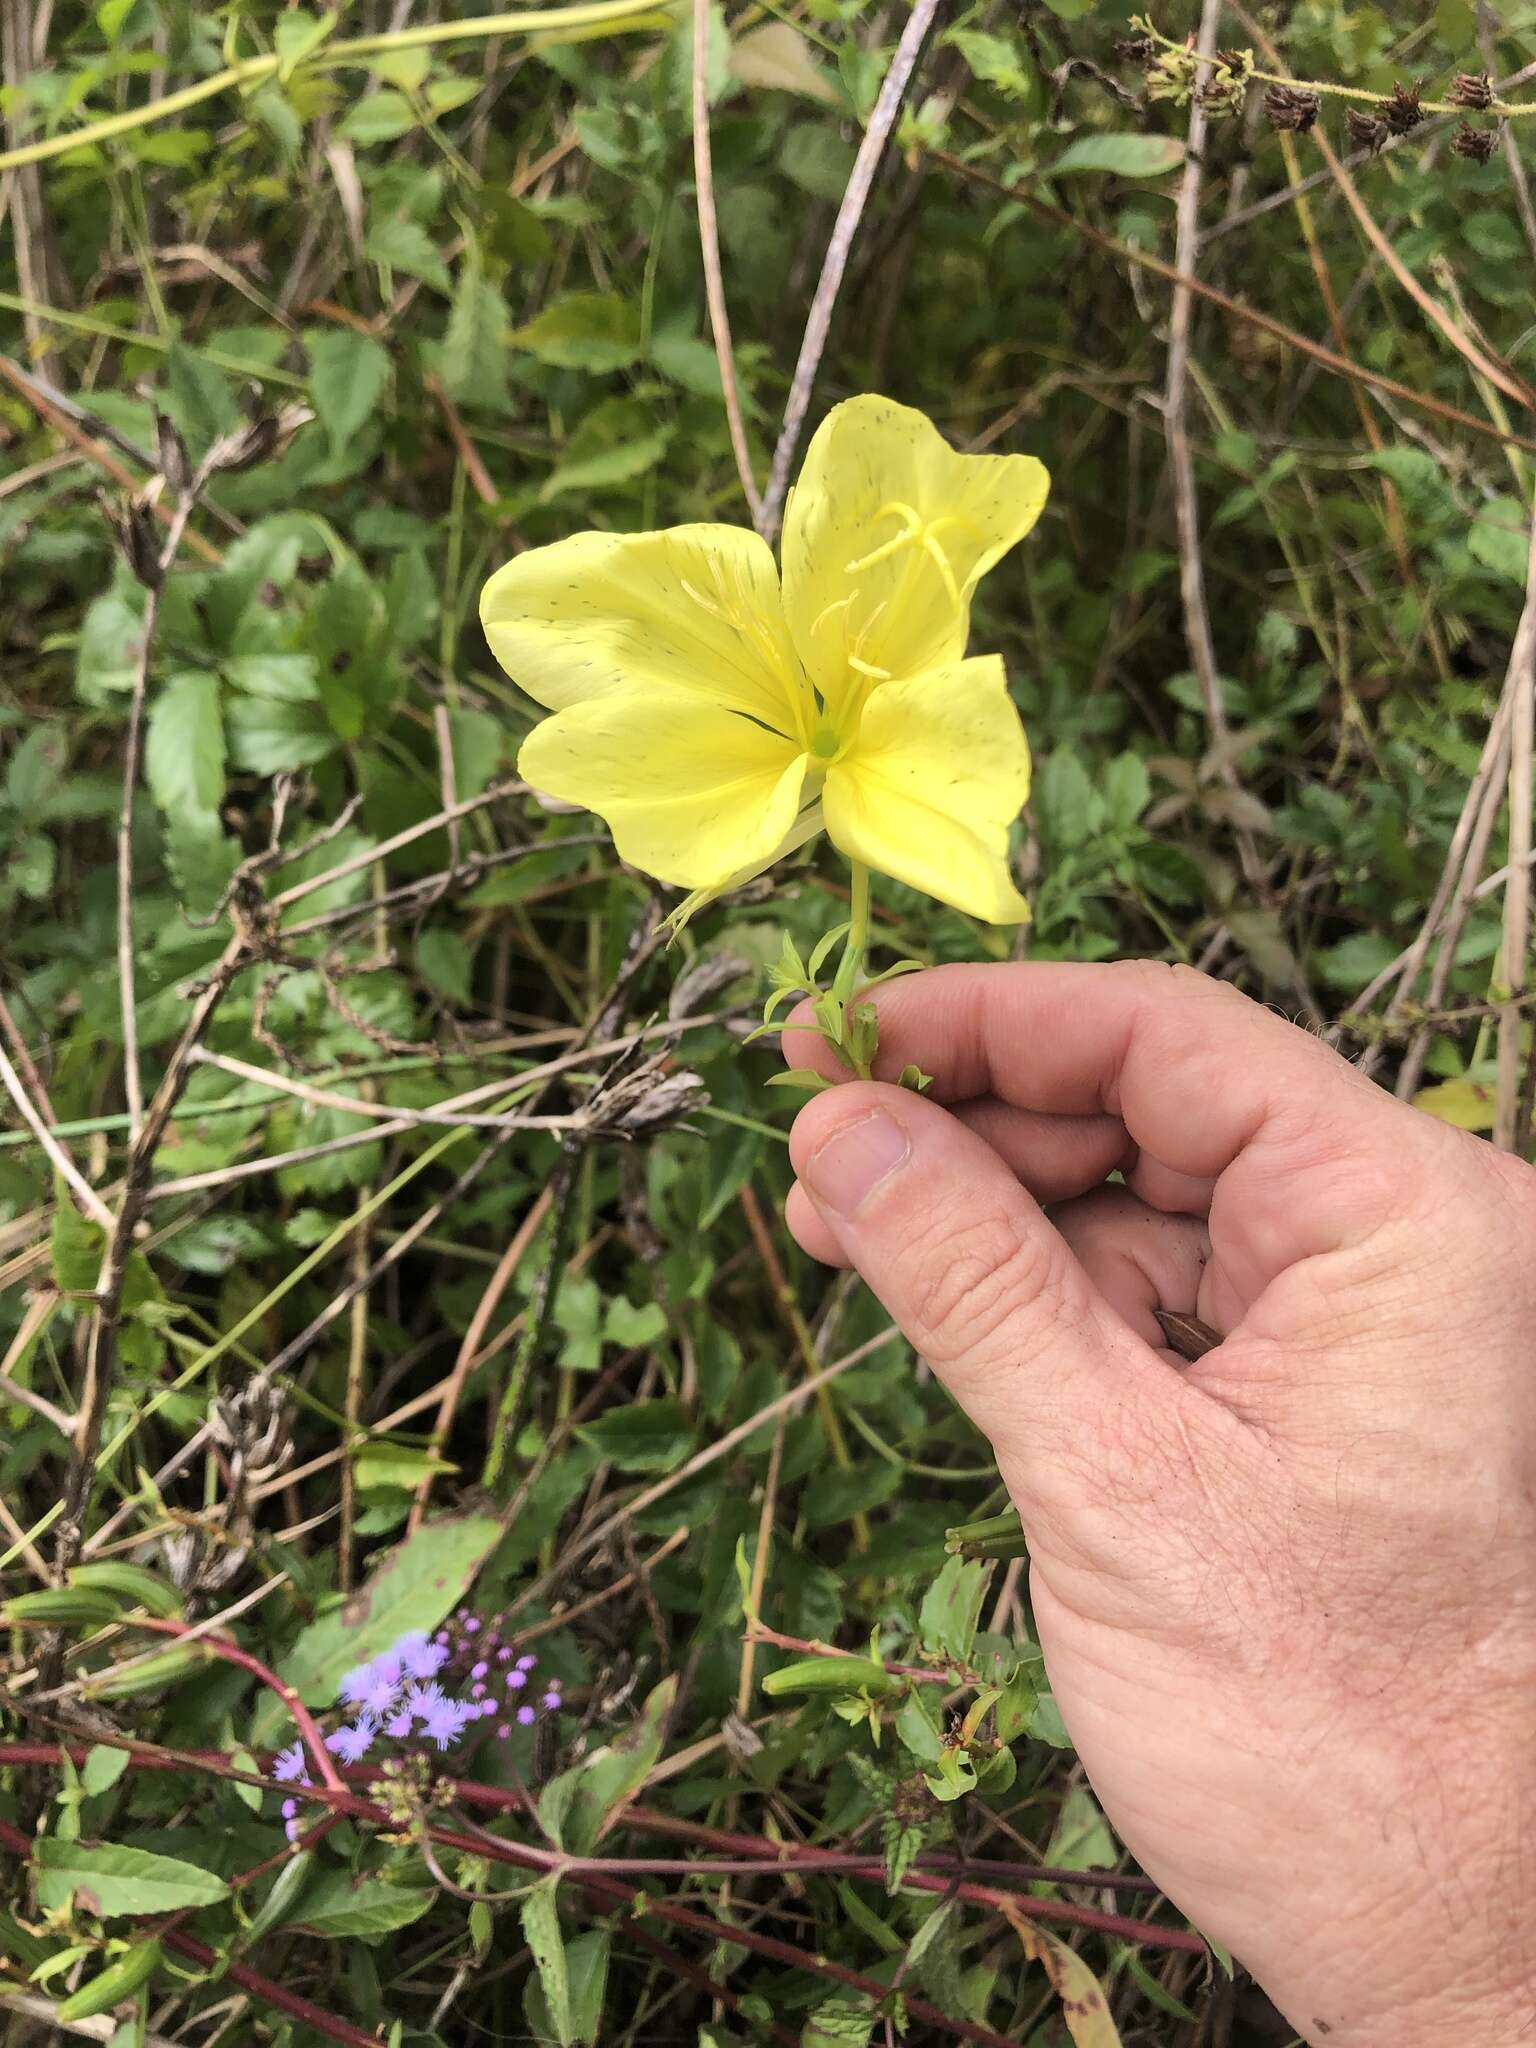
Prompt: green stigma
<box><xmin>810</xmin><ymin>728</ymin><xmax>840</xmax><ymax>760</ymax></box>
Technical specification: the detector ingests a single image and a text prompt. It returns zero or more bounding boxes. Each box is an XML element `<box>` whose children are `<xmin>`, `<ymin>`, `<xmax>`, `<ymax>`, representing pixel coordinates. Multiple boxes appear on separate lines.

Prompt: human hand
<box><xmin>783</xmin><ymin>962</ymin><xmax>1536</xmax><ymax>2047</ymax></box>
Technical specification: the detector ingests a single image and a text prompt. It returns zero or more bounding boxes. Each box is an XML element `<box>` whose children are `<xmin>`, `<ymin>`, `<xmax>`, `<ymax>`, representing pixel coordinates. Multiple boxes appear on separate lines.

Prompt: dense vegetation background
<box><xmin>2</xmin><ymin>0</ymin><xmax>1534</xmax><ymax>2041</ymax></box>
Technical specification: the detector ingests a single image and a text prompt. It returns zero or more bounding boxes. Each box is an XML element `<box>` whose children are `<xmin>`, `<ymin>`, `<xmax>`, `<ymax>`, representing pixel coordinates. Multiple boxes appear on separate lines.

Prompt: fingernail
<box><xmin>803</xmin><ymin>1109</ymin><xmax>910</xmax><ymax>1217</ymax></box>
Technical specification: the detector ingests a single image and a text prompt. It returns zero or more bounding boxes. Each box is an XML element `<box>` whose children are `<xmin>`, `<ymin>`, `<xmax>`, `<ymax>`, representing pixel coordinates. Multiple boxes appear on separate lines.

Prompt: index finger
<box><xmin>783</xmin><ymin>961</ymin><xmax>1440</xmax><ymax>1266</ymax></box>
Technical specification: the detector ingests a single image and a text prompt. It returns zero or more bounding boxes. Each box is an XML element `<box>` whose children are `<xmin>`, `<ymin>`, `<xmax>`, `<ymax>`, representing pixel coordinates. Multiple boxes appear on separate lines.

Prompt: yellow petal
<box><xmin>823</xmin><ymin>655</ymin><xmax>1031</xmax><ymax>923</ymax></box>
<box><xmin>781</xmin><ymin>395</ymin><xmax>1049</xmax><ymax>706</ymax></box>
<box><xmin>481</xmin><ymin>525</ymin><xmax>810</xmax><ymax>738</ymax></box>
<box><xmin>519</xmin><ymin>689</ymin><xmax>807</xmax><ymax>892</ymax></box>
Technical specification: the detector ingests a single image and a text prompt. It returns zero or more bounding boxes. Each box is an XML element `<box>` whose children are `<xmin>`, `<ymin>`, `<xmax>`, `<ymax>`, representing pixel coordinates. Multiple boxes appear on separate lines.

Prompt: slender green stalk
<box><xmin>832</xmin><ymin>861</ymin><xmax>871</xmax><ymax>1003</ymax></box>
<box><xmin>0</xmin><ymin>0</ymin><xmax>674</xmax><ymax>174</ymax></box>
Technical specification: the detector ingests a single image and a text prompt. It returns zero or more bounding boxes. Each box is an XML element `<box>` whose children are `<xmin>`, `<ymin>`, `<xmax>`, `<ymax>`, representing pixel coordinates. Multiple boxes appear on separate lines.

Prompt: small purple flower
<box><xmin>496</xmin><ymin>1722</ymin><xmax>511</xmax><ymax>1740</ymax></box>
<box><xmin>359</xmin><ymin>1669</ymin><xmax>402</xmax><ymax>1718</ymax></box>
<box><xmin>281</xmin><ymin>1797</ymin><xmax>298</xmax><ymax>1820</ymax></box>
<box><xmin>400</xmin><ymin>1632</ymin><xmax>449</xmax><ymax>1681</ymax></box>
<box><xmin>471</xmin><ymin>1682</ymin><xmax>486</xmax><ymax>1699</ymax></box>
<box><xmin>385</xmin><ymin>1708</ymin><xmax>414</xmax><ymax>1740</ymax></box>
<box><xmin>285</xmin><ymin>1819</ymin><xmax>301</xmax><ymax>1843</ymax></box>
<box><xmin>517</xmin><ymin>1704</ymin><xmax>536</xmax><ymax>1727</ymax></box>
<box><xmin>507</xmin><ymin>1669</ymin><xmax>529</xmax><ymax>1691</ymax></box>
<box><xmin>272</xmin><ymin>1741</ymin><xmax>308</xmax><ymax>1784</ymax></box>
<box><xmin>516</xmin><ymin>1653</ymin><xmax>538</xmax><ymax>1672</ymax></box>
<box><xmin>464</xmin><ymin>1616</ymin><xmax>481</xmax><ymax>1634</ymax></box>
<box><xmin>471</xmin><ymin>1660</ymin><xmax>488</xmax><ymax>1680</ymax></box>
<box><xmin>480</xmin><ymin>1698</ymin><xmax>497</xmax><ymax>1717</ymax></box>
<box><xmin>326</xmin><ymin>1721</ymin><xmax>375</xmax><ymax>1765</ymax></box>
<box><xmin>420</xmin><ymin>1694</ymin><xmax>471</xmax><ymax>1751</ymax></box>
<box><xmin>542</xmin><ymin>1691</ymin><xmax>563</xmax><ymax>1712</ymax></box>
<box><xmin>338</xmin><ymin>1661</ymin><xmax>376</xmax><ymax>1707</ymax></box>
<box><xmin>496</xmin><ymin>1646</ymin><xmax>513</xmax><ymax>1663</ymax></box>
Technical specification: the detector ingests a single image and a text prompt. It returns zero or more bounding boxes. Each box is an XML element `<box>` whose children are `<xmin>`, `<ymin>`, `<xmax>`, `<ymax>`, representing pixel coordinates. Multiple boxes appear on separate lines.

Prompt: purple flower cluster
<box><xmin>269</xmin><ymin>1622</ymin><xmax>562</xmax><ymax>1843</ymax></box>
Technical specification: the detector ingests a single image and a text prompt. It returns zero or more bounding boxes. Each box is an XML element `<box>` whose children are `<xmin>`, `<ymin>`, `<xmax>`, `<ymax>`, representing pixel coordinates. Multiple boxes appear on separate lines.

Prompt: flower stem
<box><xmin>832</xmin><ymin>861</ymin><xmax>871</xmax><ymax>1004</ymax></box>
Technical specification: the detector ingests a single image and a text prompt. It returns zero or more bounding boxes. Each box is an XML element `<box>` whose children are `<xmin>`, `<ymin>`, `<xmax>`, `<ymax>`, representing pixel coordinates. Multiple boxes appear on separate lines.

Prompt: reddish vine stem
<box><xmin>0</xmin><ymin>1743</ymin><xmax>1164</xmax><ymax>1897</ymax></box>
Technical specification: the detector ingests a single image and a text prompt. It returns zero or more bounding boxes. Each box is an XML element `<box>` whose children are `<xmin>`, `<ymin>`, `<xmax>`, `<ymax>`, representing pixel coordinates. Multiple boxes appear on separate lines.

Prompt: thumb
<box><xmin>788</xmin><ymin>1082</ymin><xmax>1200</xmax><ymax>1515</ymax></box>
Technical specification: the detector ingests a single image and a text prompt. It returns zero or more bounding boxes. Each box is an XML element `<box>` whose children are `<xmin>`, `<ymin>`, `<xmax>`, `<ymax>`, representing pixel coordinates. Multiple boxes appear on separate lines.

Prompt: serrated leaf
<box><xmin>522</xmin><ymin>1878</ymin><xmax>573</xmax><ymax>2047</ymax></box>
<box><xmin>512</xmin><ymin>290</ymin><xmax>642</xmax><ymax>373</ymax></box>
<box><xmin>146</xmin><ymin>670</ymin><xmax>224</xmax><ymax>823</ymax></box>
<box><xmin>441</xmin><ymin>261</ymin><xmax>511</xmax><ymax>409</ymax></box>
<box><xmin>306</xmin><ymin>328</ymin><xmax>392</xmax><ymax>457</ymax></box>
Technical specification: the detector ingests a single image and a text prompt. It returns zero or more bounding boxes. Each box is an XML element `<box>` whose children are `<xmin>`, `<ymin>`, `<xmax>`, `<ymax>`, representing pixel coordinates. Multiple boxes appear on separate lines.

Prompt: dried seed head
<box><xmin>1115</xmin><ymin>34</ymin><xmax>1157</xmax><ymax>66</ymax></box>
<box><xmin>1346</xmin><ymin>106</ymin><xmax>1390</xmax><ymax>154</ymax></box>
<box><xmin>1384</xmin><ymin>78</ymin><xmax>1425</xmax><ymax>134</ymax></box>
<box><xmin>1264</xmin><ymin>83</ymin><xmax>1321</xmax><ymax>133</ymax></box>
<box><xmin>99</xmin><ymin>488</ymin><xmax>164</xmax><ymax>589</ymax></box>
<box><xmin>1452</xmin><ymin>120</ymin><xmax>1500</xmax><ymax>165</ymax></box>
<box><xmin>1215</xmin><ymin>47</ymin><xmax>1255</xmax><ymax>85</ymax></box>
<box><xmin>154</xmin><ymin>412</ymin><xmax>192</xmax><ymax>496</ymax></box>
<box><xmin>668</xmin><ymin>948</ymin><xmax>750</xmax><ymax>1022</ymax></box>
<box><xmin>1450</xmin><ymin>70</ymin><xmax>1495</xmax><ymax>111</ymax></box>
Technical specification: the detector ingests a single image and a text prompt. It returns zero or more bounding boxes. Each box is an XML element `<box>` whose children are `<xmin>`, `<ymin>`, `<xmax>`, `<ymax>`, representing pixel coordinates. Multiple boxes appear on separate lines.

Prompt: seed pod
<box><xmin>1452</xmin><ymin>121</ymin><xmax>1500</xmax><ymax>165</ymax></box>
<box><xmin>1384</xmin><ymin>78</ymin><xmax>1424</xmax><ymax>133</ymax></box>
<box><xmin>1265</xmin><ymin>83</ymin><xmax>1321</xmax><ymax>133</ymax></box>
<box><xmin>56</xmin><ymin>1939</ymin><xmax>162</xmax><ymax>2022</ymax></box>
<box><xmin>761</xmin><ymin>1656</ymin><xmax>901</xmax><ymax>1698</ymax></box>
<box><xmin>1346</xmin><ymin>106</ymin><xmax>1390</xmax><ymax>154</ymax></box>
<box><xmin>1450</xmin><ymin>70</ymin><xmax>1494</xmax><ymax>110</ymax></box>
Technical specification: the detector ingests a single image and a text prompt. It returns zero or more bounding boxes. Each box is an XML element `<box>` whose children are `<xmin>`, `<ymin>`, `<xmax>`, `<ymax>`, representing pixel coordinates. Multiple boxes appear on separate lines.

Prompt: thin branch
<box><xmin>409</xmin><ymin>1184</ymin><xmax>553</xmax><ymax>1533</ymax></box>
<box><xmin>926</xmin><ymin>152</ymin><xmax>1536</xmax><ymax>462</ymax></box>
<box><xmin>0</xmin><ymin>1038</ymin><xmax>114</xmax><ymax>1229</ymax></box>
<box><xmin>691</xmin><ymin>0</ymin><xmax>762</xmax><ymax>531</ymax></box>
<box><xmin>762</xmin><ymin>0</ymin><xmax>942</xmax><ymax>535</ymax></box>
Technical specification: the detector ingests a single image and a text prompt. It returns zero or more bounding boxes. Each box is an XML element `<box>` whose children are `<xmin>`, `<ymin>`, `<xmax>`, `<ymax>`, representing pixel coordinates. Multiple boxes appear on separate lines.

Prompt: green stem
<box><xmin>832</xmin><ymin>861</ymin><xmax>871</xmax><ymax>1003</ymax></box>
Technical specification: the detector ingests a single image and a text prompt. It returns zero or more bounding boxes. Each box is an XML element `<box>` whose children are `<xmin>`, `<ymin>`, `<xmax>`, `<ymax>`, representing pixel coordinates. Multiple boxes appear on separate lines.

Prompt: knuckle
<box><xmin>907</xmin><ymin>1207</ymin><xmax>1060</xmax><ymax>1367</ymax></box>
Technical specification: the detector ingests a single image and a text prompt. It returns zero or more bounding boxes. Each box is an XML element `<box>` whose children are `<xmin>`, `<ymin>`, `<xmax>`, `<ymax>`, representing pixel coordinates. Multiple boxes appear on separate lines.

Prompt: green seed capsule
<box><xmin>761</xmin><ymin>1656</ymin><xmax>900</xmax><ymax>1698</ymax></box>
<box><xmin>56</xmin><ymin>1938</ymin><xmax>162</xmax><ymax>2021</ymax></box>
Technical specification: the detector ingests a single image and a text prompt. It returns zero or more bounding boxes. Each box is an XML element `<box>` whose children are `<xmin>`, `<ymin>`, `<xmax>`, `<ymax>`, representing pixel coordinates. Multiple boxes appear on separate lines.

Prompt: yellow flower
<box><xmin>479</xmin><ymin>395</ymin><xmax>1048</xmax><ymax>923</ymax></box>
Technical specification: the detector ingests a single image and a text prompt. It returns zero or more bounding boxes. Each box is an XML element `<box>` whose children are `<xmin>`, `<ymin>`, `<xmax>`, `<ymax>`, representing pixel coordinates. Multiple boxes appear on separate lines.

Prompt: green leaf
<box><xmin>365</xmin><ymin>214</ymin><xmax>452</xmax><ymax>294</ymax></box>
<box><xmin>1469</xmin><ymin>496</ymin><xmax>1530</xmax><ymax>584</ymax></box>
<box><xmin>729</xmin><ymin>20</ymin><xmax>839</xmax><ymax>103</ymax></box>
<box><xmin>577</xmin><ymin>1398</ymin><xmax>694</xmax><ymax>1473</ymax></box>
<box><xmin>50</xmin><ymin>1188</ymin><xmax>105</xmax><ymax>1294</ymax></box>
<box><xmin>512</xmin><ymin>290</ymin><xmax>643</xmax><ymax>373</ymax></box>
<box><xmin>226</xmin><ymin>695</ymin><xmax>339</xmax><ymax>775</ymax></box>
<box><xmin>339</xmin><ymin>88</ymin><xmax>418</xmax><ymax>142</ymax></box>
<box><xmin>522</xmin><ymin>1878</ymin><xmax>573</xmax><ymax>2048</ymax></box>
<box><xmin>35</xmin><ymin>1839</ymin><xmax>230</xmax><ymax>1917</ymax></box>
<box><xmin>6</xmin><ymin>723</ymin><xmax>65</xmax><ymax>813</ymax></box>
<box><xmin>279</xmin><ymin>1513</ymin><xmax>501</xmax><ymax>1703</ymax></box>
<box><xmin>441</xmin><ymin>262</ymin><xmax>511</xmax><ymax>410</ymax></box>
<box><xmin>79</xmin><ymin>1745</ymin><xmax>131</xmax><ymax>1797</ymax></box>
<box><xmin>164</xmin><ymin>342</ymin><xmax>239</xmax><ymax>452</ymax></box>
<box><xmin>917</xmin><ymin>1556</ymin><xmax>990</xmax><ymax>1666</ymax></box>
<box><xmin>1034</xmin><ymin>747</ymin><xmax>1098</xmax><ymax>850</ymax></box>
<box><xmin>292</xmin><ymin>1871</ymin><xmax>435</xmax><ymax>1938</ymax></box>
<box><xmin>146</xmin><ymin>671</ymin><xmax>225</xmax><ymax>822</ymax></box>
<box><xmin>1051</xmin><ymin>134</ymin><xmax>1186</xmax><ymax>178</ymax></box>
<box><xmin>545</xmin><ymin>1677</ymin><xmax>676</xmax><ymax>1856</ymax></box>
<box><xmin>780</xmin><ymin>122</ymin><xmax>857</xmax><ymax>199</ymax></box>
<box><xmin>306</xmin><ymin>329</ymin><xmax>392</xmax><ymax>457</ymax></box>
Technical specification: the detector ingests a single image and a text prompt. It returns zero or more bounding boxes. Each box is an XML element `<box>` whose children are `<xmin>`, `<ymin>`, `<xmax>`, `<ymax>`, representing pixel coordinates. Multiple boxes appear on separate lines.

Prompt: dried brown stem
<box><xmin>762</xmin><ymin>0</ymin><xmax>941</xmax><ymax>535</ymax></box>
<box><xmin>691</xmin><ymin>0</ymin><xmax>762</xmax><ymax>531</ymax></box>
